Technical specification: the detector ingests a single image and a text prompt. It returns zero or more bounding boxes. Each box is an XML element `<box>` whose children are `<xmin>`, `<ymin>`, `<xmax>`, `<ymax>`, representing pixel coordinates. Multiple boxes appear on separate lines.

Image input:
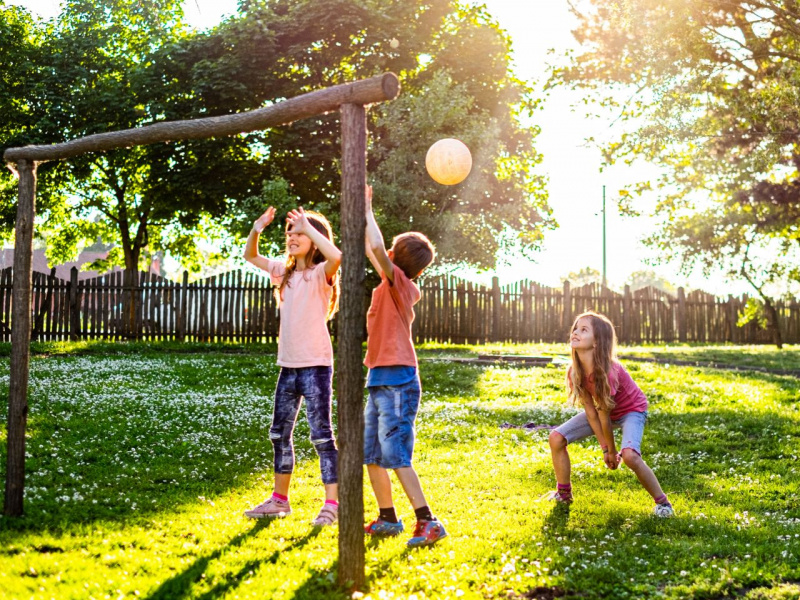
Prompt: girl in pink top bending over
<box><xmin>242</xmin><ymin>206</ymin><xmax>342</xmax><ymax>526</ymax></box>
<box><xmin>547</xmin><ymin>311</ymin><xmax>674</xmax><ymax>517</ymax></box>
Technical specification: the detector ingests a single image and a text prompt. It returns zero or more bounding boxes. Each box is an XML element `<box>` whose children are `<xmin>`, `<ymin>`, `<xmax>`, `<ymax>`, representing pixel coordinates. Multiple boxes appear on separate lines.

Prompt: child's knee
<box><xmin>621</xmin><ymin>448</ymin><xmax>642</xmax><ymax>467</ymax></box>
<box><xmin>312</xmin><ymin>436</ymin><xmax>337</xmax><ymax>454</ymax></box>
<box><xmin>549</xmin><ymin>430</ymin><xmax>567</xmax><ymax>451</ymax></box>
<box><xmin>269</xmin><ymin>426</ymin><xmax>292</xmax><ymax>449</ymax></box>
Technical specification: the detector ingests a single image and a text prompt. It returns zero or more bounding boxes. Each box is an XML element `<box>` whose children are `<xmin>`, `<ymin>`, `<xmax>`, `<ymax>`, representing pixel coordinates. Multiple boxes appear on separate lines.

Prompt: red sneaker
<box><xmin>407</xmin><ymin>519</ymin><xmax>447</xmax><ymax>547</ymax></box>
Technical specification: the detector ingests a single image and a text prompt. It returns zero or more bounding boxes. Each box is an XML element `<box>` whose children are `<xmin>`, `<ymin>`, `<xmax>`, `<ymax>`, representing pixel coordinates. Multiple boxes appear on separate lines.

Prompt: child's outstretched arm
<box><xmin>243</xmin><ymin>207</ymin><xmax>276</xmax><ymax>272</ymax></box>
<box><xmin>364</xmin><ymin>185</ymin><xmax>395</xmax><ymax>282</ymax></box>
<box><xmin>286</xmin><ymin>208</ymin><xmax>342</xmax><ymax>280</ymax></box>
<box><xmin>581</xmin><ymin>396</ymin><xmax>619</xmax><ymax>470</ymax></box>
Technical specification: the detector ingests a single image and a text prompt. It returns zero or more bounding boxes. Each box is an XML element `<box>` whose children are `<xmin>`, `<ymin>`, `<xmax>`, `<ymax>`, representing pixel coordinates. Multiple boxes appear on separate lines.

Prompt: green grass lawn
<box><xmin>1</xmin><ymin>342</ymin><xmax>799</xmax><ymax>599</ymax></box>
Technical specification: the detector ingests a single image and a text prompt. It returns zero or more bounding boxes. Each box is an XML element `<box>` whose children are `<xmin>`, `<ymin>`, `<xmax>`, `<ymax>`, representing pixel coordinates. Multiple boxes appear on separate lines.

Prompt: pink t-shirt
<box><xmin>364</xmin><ymin>264</ymin><xmax>420</xmax><ymax>369</ymax></box>
<box><xmin>583</xmin><ymin>362</ymin><xmax>648</xmax><ymax>420</ymax></box>
<box><xmin>262</xmin><ymin>259</ymin><xmax>334</xmax><ymax>368</ymax></box>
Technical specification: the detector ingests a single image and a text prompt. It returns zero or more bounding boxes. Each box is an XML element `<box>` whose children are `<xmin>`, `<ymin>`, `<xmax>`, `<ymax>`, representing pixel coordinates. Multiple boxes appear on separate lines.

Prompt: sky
<box><xmin>7</xmin><ymin>0</ymin><xmax>743</xmax><ymax>295</ymax></box>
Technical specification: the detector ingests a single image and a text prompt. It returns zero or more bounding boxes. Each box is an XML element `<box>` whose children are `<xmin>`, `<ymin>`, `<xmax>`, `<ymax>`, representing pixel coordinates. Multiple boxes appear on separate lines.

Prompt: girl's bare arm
<box><xmin>581</xmin><ymin>396</ymin><xmax>619</xmax><ymax>469</ymax></box>
<box><xmin>244</xmin><ymin>207</ymin><xmax>276</xmax><ymax>272</ymax></box>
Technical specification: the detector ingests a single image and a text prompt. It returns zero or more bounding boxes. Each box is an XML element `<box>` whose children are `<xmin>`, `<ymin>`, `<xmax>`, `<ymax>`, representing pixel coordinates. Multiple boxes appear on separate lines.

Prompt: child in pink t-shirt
<box><xmin>361</xmin><ymin>185</ymin><xmax>447</xmax><ymax>548</ymax></box>
<box><xmin>242</xmin><ymin>206</ymin><xmax>342</xmax><ymax>526</ymax></box>
<box><xmin>547</xmin><ymin>311</ymin><xmax>675</xmax><ymax>517</ymax></box>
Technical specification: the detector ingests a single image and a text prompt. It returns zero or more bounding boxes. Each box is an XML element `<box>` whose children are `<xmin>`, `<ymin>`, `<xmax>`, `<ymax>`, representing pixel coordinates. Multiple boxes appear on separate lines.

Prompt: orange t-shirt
<box><xmin>364</xmin><ymin>264</ymin><xmax>420</xmax><ymax>369</ymax></box>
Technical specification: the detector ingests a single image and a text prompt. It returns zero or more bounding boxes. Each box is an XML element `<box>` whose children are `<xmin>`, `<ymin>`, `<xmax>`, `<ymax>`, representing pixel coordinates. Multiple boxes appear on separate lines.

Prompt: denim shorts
<box><xmin>554</xmin><ymin>410</ymin><xmax>648</xmax><ymax>455</ymax></box>
<box><xmin>363</xmin><ymin>377</ymin><xmax>421</xmax><ymax>469</ymax></box>
<box><xmin>269</xmin><ymin>366</ymin><xmax>337</xmax><ymax>484</ymax></box>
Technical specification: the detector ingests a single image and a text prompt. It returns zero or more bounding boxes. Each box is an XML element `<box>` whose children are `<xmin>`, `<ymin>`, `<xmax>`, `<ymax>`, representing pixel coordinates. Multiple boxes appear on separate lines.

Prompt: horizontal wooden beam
<box><xmin>4</xmin><ymin>73</ymin><xmax>399</xmax><ymax>163</ymax></box>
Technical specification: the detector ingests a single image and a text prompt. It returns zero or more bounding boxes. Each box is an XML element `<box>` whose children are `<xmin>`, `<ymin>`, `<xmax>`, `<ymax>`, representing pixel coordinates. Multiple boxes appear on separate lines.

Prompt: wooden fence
<box><xmin>413</xmin><ymin>276</ymin><xmax>800</xmax><ymax>345</ymax></box>
<box><xmin>1</xmin><ymin>267</ymin><xmax>798</xmax><ymax>345</ymax></box>
<box><xmin>0</xmin><ymin>267</ymin><xmax>280</xmax><ymax>343</ymax></box>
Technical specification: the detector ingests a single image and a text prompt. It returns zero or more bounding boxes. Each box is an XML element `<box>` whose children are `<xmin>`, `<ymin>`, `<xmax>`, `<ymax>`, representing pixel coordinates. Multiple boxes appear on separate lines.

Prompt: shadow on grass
<box><xmin>145</xmin><ymin>521</ymin><xmax>321</xmax><ymax>600</ymax></box>
<box><xmin>288</xmin><ymin>544</ymin><xmax>422</xmax><ymax>600</ymax></box>
<box><xmin>288</xmin><ymin>559</ymin><xmax>346</xmax><ymax>600</ymax></box>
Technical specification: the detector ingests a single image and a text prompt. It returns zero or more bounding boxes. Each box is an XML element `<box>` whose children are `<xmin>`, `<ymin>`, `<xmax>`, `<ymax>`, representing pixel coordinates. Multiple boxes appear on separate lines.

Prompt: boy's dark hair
<box><xmin>391</xmin><ymin>232</ymin><xmax>435</xmax><ymax>279</ymax></box>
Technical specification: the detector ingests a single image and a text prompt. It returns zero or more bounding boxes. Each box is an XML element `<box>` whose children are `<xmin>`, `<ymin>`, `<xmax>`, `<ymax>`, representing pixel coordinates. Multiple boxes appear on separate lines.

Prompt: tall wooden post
<box><xmin>337</xmin><ymin>103</ymin><xmax>367</xmax><ymax>590</ymax></box>
<box><xmin>622</xmin><ymin>284</ymin><xmax>632</xmax><ymax>344</ymax></box>
<box><xmin>561</xmin><ymin>280</ymin><xmax>572</xmax><ymax>333</ymax></box>
<box><xmin>491</xmin><ymin>276</ymin><xmax>501</xmax><ymax>342</ymax></box>
<box><xmin>728</xmin><ymin>294</ymin><xmax>738</xmax><ymax>343</ymax></box>
<box><xmin>5</xmin><ymin>159</ymin><xmax>36</xmax><ymax>517</ymax></box>
<box><xmin>677</xmin><ymin>286</ymin><xmax>687</xmax><ymax>343</ymax></box>
<box><xmin>69</xmin><ymin>267</ymin><xmax>80</xmax><ymax>341</ymax></box>
<box><xmin>177</xmin><ymin>270</ymin><xmax>189</xmax><ymax>342</ymax></box>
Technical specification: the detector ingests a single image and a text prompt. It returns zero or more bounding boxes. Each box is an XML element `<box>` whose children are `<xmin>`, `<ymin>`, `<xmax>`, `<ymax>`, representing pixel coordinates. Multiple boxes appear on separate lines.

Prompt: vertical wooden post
<box><xmin>728</xmin><ymin>294</ymin><xmax>738</xmax><ymax>343</ymax></box>
<box><xmin>69</xmin><ymin>267</ymin><xmax>80</xmax><ymax>341</ymax></box>
<box><xmin>677</xmin><ymin>286</ymin><xmax>687</xmax><ymax>343</ymax></box>
<box><xmin>5</xmin><ymin>159</ymin><xmax>36</xmax><ymax>517</ymax></box>
<box><xmin>177</xmin><ymin>270</ymin><xmax>189</xmax><ymax>342</ymax></box>
<box><xmin>623</xmin><ymin>284</ymin><xmax>632</xmax><ymax>344</ymax></box>
<box><xmin>561</xmin><ymin>281</ymin><xmax>571</xmax><ymax>333</ymax></box>
<box><xmin>337</xmin><ymin>102</ymin><xmax>367</xmax><ymax>591</ymax></box>
<box><xmin>491</xmin><ymin>276</ymin><xmax>501</xmax><ymax>342</ymax></box>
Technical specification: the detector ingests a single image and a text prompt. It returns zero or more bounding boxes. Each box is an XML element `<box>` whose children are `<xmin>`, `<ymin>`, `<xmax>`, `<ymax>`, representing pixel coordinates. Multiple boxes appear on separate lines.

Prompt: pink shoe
<box><xmin>541</xmin><ymin>490</ymin><xmax>573</xmax><ymax>504</ymax></box>
<box><xmin>244</xmin><ymin>497</ymin><xmax>291</xmax><ymax>519</ymax></box>
<box><xmin>311</xmin><ymin>503</ymin><xmax>338</xmax><ymax>526</ymax></box>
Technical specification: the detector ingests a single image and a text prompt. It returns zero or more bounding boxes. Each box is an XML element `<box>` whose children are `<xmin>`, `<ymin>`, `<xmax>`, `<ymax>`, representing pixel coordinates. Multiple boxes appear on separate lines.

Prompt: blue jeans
<box><xmin>363</xmin><ymin>377</ymin><xmax>421</xmax><ymax>469</ymax></box>
<box><xmin>270</xmin><ymin>366</ymin><xmax>337</xmax><ymax>484</ymax></box>
<box><xmin>554</xmin><ymin>410</ymin><xmax>648</xmax><ymax>455</ymax></box>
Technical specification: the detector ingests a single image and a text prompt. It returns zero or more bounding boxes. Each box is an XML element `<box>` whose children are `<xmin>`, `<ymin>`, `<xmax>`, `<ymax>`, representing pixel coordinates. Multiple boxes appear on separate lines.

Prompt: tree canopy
<box><xmin>561</xmin><ymin>266</ymin><xmax>601</xmax><ymax>288</ymax></box>
<box><xmin>554</xmin><ymin>0</ymin><xmax>800</xmax><ymax>344</ymax></box>
<box><xmin>1</xmin><ymin>0</ymin><xmax>551</xmax><ymax>272</ymax></box>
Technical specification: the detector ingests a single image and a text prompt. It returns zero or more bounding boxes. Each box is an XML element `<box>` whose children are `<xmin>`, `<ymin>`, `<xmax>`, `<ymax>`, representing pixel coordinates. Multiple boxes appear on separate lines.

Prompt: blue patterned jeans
<box><xmin>270</xmin><ymin>366</ymin><xmax>338</xmax><ymax>484</ymax></box>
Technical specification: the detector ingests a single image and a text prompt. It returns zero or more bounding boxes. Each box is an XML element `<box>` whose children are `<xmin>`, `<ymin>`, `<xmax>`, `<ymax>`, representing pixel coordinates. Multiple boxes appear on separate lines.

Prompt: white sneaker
<box><xmin>653</xmin><ymin>503</ymin><xmax>675</xmax><ymax>518</ymax></box>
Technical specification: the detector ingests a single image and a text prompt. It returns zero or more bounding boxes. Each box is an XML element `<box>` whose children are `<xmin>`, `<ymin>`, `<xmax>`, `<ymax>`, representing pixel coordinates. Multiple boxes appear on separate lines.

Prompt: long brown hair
<box><xmin>277</xmin><ymin>210</ymin><xmax>340</xmax><ymax>320</ymax></box>
<box><xmin>567</xmin><ymin>311</ymin><xmax>618</xmax><ymax>411</ymax></box>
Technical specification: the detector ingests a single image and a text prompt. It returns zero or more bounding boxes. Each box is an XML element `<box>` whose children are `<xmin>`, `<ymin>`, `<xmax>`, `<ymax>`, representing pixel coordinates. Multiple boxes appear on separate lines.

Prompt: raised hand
<box><xmin>253</xmin><ymin>207</ymin><xmax>276</xmax><ymax>233</ymax></box>
<box><xmin>286</xmin><ymin>207</ymin><xmax>311</xmax><ymax>235</ymax></box>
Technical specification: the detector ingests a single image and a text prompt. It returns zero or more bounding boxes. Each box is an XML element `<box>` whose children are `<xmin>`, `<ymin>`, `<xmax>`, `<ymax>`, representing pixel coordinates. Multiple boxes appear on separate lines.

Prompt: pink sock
<box><xmin>272</xmin><ymin>492</ymin><xmax>288</xmax><ymax>502</ymax></box>
<box><xmin>654</xmin><ymin>494</ymin><xmax>670</xmax><ymax>506</ymax></box>
<box><xmin>325</xmin><ymin>499</ymin><xmax>339</xmax><ymax>507</ymax></box>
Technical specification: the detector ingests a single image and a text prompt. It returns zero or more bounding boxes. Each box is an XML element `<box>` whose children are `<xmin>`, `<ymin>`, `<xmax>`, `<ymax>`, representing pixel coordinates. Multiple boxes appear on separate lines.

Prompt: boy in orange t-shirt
<box><xmin>362</xmin><ymin>185</ymin><xmax>447</xmax><ymax>548</ymax></box>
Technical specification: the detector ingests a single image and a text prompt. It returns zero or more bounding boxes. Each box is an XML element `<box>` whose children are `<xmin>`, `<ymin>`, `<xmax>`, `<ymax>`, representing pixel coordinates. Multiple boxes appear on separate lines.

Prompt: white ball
<box><xmin>389</xmin><ymin>38</ymin><xmax>400</xmax><ymax>49</ymax></box>
<box><xmin>425</xmin><ymin>138</ymin><xmax>472</xmax><ymax>185</ymax></box>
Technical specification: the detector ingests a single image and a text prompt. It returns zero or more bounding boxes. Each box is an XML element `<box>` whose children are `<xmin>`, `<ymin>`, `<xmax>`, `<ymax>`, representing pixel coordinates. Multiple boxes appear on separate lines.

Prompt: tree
<box><xmin>2</xmin><ymin>0</ymin><xmax>550</xmax><ymax>273</ymax></box>
<box><xmin>646</xmin><ymin>197</ymin><xmax>796</xmax><ymax>347</ymax></box>
<box><xmin>0</xmin><ymin>4</ymin><xmax>40</xmax><ymax>244</ymax></box>
<box><xmin>554</xmin><ymin>0</ymin><xmax>800</xmax><ymax>344</ymax></box>
<box><xmin>625</xmin><ymin>270</ymin><xmax>676</xmax><ymax>295</ymax></box>
<box><xmin>146</xmin><ymin>0</ymin><xmax>553</xmax><ymax>268</ymax></box>
<box><xmin>561</xmin><ymin>266</ymin><xmax>602</xmax><ymax>288</ymax></box>
<box><xmin>0</xmin><ymin>0</ymin><xmax>271</xmax><ymax>272</ymax></box>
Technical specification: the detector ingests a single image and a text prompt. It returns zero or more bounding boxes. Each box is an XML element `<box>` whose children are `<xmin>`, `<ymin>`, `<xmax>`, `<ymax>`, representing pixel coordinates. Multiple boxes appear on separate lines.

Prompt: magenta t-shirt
<box><xmin>583</xmin><ymin>362</ymin><xmax>648</xmax><ymax>420</ymax></box>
